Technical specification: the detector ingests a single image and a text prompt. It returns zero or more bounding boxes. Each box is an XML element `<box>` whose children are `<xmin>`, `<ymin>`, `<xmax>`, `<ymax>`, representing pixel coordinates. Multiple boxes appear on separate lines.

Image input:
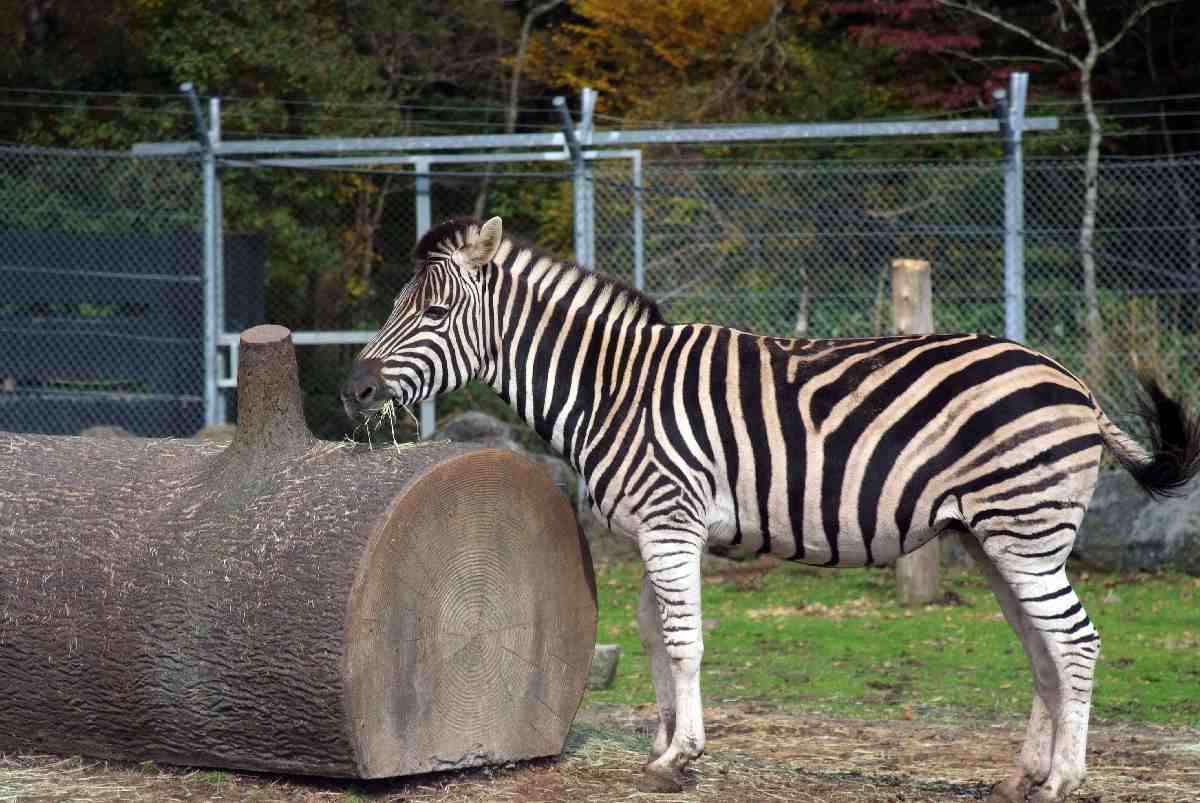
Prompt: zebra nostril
<box><xmin>345</xmin><ymin>357</ymin><xmax>384</xmax><ymax>412</ymax></box>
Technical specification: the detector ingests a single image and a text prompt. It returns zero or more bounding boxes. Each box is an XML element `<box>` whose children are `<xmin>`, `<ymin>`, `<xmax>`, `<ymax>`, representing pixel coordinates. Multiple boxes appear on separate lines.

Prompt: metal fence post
<box><xmin>996</xmin><ymin>72</ymin><xmax>1028</xmax><ymax>344</ymax></box>
<box><xmin>182</xmin><ymin>83</ymin><xmax>219</xmax><ymax>430</ymax></box>
<box><xmin>553</xmin><ymin>95</ymin><xmax>586</xmax><ymax>268</ymax></box>
<box><xmin>631</xmin><ymin>150</ymin><xmax>644</xmax><ymax>292</ymax></box>
<box><xmin>210</xmin><ymin>96</ymin><xmax>228</xmax><ymax>424</ymax></box>
<box><xmin>579</xmin><ymin>88</ymin><xmax>597</xmax><ymax>269</ymax></box>
<box><xmin>414</xmin><ymin>156</ymin><xmax>436</xmax><ymax>439</ymax></box>
<box><xmin>555</xmin><ymin>91</ymin><xmax>599</xmax><ymax>509</ymax></box>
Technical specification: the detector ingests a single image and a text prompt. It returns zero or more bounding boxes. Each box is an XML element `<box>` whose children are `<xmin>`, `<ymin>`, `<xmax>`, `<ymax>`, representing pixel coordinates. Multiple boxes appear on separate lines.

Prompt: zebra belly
<box><xmin>704</xmin><ymin>520</ymin><xmax>938</xmax><ymax>567</ymax></box>
<box><xmin>702</xmin><ymin>483</ymin><xmax>945</xmax><ymax>568</ymax></box>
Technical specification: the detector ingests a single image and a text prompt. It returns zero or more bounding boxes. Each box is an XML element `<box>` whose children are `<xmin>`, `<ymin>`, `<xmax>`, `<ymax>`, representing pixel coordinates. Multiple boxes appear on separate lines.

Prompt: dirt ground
<box><xmin>2</xmin><ymin>704</ymin><xmax>1197</xmax><ymax>803</ymax></box>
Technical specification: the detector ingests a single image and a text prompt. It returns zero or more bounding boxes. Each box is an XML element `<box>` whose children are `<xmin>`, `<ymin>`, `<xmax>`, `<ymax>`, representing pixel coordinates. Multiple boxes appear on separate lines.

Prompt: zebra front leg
<box><xmin>637</xmin><ymin>572</ymin><xmax>676</xmax><ymax>758</ymax></box>
<box><xmin>637</xmin><ymin>528</ymin><xmax>706</xmax><ymax>793</ymax></box>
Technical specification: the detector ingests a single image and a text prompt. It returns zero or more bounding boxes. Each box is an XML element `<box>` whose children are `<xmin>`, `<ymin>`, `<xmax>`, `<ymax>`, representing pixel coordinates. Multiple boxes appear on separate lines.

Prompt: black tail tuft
<box><xmin>1124</xmin><ymin>375</ymin><xmax>1200</xmax><ymax>498</ymax></box>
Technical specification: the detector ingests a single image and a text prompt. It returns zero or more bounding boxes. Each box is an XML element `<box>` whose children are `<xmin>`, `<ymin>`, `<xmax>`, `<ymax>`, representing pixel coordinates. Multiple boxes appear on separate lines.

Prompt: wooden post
<box><xmin>891</xmin><ymin>259</ymin><xmax>940</xmax><ymax>605</ymax></box>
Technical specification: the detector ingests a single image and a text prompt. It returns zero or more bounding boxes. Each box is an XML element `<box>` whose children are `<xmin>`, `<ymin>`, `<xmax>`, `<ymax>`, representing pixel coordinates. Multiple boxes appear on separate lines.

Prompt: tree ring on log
<box><xmin>345</xmin><ymin>448</ymin><xmax>596</xmax><ymax>777</ymax></box>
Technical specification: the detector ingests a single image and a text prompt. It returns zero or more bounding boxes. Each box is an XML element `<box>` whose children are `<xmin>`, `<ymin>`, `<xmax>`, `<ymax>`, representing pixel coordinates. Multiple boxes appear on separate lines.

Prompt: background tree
<box><xmin>824</xmin><ymin>0</ymin><xmax>1192</xmax><ymax>388</ymax></box>
<box><xmin>523</xmin><ymin>0</ymin><xmax>893</xmax><ymax>125</ymax></box>
<box><xmin>927</xmin><ymin>0</ymin><xmax>1185</xmax><ymax>376</ymax></box>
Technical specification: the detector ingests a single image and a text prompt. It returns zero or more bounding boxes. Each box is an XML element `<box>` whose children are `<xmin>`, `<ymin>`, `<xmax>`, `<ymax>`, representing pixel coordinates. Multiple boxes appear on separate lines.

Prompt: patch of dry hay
<box><xmin>0</xmin><ymin>754</ymin><xmax>173</xmax><ymax>802</ymax></box>
<box><xmin>2</xmin><ymin>708</ymin><xmax>1197</xmax><ymax>802</ymax></box>
<box><xmin>342</xmin><ymin>399</ymin><xmax>423</xmax><ymax>456</ymax></box>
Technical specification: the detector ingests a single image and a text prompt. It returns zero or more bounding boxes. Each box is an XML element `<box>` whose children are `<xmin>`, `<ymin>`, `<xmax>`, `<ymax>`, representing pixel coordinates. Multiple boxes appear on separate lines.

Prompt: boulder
<box><xmin>435</xmin><ymin>411</ymin><xmax>516</xmax><ymax>445</ymax></box>
<box><xmin>1074</xmin><ymin>469</ymin><xmax>1200</xmax><ymax>575</ymax></box>
<box><xmin>435</xmin><ymin>411</ymin><xmax>577</xmax><ymax>501</ymax></box>
<box><xmin>587</xmin><ymin>645</ymin><xmax>622</xmax><ymax>690</ymax></box>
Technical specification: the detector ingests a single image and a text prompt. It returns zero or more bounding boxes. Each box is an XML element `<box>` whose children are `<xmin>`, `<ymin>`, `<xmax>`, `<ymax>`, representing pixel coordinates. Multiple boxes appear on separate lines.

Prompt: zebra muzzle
<box><xmin>341</xmin><ymin>358</ymin><xmax>385</xmax><ymax>419</ymax></box>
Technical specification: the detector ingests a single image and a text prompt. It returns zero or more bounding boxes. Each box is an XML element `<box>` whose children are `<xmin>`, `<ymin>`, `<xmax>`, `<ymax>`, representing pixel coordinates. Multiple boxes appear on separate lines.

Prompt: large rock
<box><xmin>435</xmin><ymin>411</ymin><xmax>577</xmax><ymax>501</ymax></box>
<box><xmin>1074</xmin><ymin>469</ymin><xmax>1200</xmax><ymax>575</ymax></box>
<box><xmin>435</xmin><ymin>411</ymin><xmax>516</xmax><ymax>445</ymax></box>
<box><xmin>587</xmin><ymin>644</ymin><xmax>622</xmax><ymax>691</ymax></box>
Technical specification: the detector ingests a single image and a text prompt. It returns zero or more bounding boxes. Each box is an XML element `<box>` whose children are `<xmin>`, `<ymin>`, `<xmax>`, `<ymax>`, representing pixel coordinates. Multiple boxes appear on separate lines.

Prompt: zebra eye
<box><xmin>424</xmin><ymin>305</ymin><xmax>449</xmax><ymax>321</ymax></box>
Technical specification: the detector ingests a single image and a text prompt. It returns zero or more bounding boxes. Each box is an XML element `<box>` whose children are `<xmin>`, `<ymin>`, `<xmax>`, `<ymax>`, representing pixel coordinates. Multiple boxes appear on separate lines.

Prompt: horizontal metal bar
<box><xmin>248</xmin><ymin>149</ymin><xmax>641</xmax><ymax>169</ymax></box>
<box><xmin>294</xmin><ymin>331</ymin><xmax>374</xmax><ymax>345</ymax></box>
<box><xmin>7</xmin><ymin>388</ymin><xmax>204</xmax><ymax>403</ymax></box>
<box><xmin>589</xmin><ymin>117</ymin><xmax>1059</xmax><ymax>146</ymax></box>
<box><xmin>134</xmin><ymin>131</ymin><xmax>567</xmax><ymax>157</ymax></box>
<box><xmin>218</xmin><ymin>330</ymin><xmax>374</xmax><ymax>347</ymax></box>
<box><xmin>217</xmin><ymin>330</ymin><xmax>377</xmax><ymax>387</ymax></box>
<box><xmin>133</xmin><ymin>117</ymin><xmax>1058</xmax><ymax>157</ymax></box>
<box><xmin>1</xmin><ymin>264</ymin><xmax>202</xmax><ymax>283</ymax></box>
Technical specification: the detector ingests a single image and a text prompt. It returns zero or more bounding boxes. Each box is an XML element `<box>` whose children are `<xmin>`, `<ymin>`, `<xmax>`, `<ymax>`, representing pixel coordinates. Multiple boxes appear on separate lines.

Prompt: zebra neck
<box><xmin>480</xmin><ymin>249</ymin><xmax>658</xmax><ymax>471</ymax></box>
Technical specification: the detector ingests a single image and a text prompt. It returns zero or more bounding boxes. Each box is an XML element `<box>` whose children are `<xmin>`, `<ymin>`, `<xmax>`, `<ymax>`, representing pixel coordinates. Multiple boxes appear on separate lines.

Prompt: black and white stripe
<box><xmin>342</xmin><ymin>216</ymin><xmax>1200</xmax><ymax>802</ymax></box>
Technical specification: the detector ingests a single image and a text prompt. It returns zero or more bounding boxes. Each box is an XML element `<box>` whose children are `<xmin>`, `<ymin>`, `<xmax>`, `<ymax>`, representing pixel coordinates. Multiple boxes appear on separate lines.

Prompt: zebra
<box><xmin>341</xmin><ymin>216</ymin><xmax>1200</xmax><ymax>802</ymax></box>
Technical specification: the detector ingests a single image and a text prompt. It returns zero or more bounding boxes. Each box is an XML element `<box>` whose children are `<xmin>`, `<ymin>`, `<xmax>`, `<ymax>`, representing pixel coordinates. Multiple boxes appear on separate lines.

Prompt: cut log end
<box><xmin>346</xmin><ymin>449</ymin><xmax>596</xmax><ymax>778</ymax></box>
<box><xmin>241</xmin><ymin>324</ymin><xmax>293</xmax><ymax>346</ymax></box>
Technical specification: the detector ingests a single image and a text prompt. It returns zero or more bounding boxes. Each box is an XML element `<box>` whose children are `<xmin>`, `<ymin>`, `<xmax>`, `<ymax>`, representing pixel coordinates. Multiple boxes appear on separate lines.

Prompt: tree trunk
<box><xmin>0</xmin><ymin>325</ymin><xmax>596</xmax><ymax>779</ymax></box>
<box><xmin>890</xmin><ymin>259</ymin><xmax>940</xmax><ymax>605</ymax></box>
<box><xmin>1078</xmin><ymin>63</ymin><xmax>1105</xmax><ymax>385</ymax></box>
<box><xmin>473</xmin><ymin>0</ymin><xmax>564</xmax><ymax>219</ymax></box>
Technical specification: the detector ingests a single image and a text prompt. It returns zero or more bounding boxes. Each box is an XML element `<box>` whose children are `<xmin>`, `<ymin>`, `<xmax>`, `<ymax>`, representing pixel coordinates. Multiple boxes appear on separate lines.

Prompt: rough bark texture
<box><xmin>890</xmin><ymin>260</ymin><xmax>941</xmax><ymax>605</ymax></box>
<box><xmin>0</xmin><ymin>326</ymin><xmax>596</xmax><ymax>779</ymax></box>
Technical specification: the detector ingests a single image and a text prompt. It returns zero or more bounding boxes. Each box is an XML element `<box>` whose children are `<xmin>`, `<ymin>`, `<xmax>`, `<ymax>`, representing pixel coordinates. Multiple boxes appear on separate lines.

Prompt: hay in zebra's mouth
<box><xmin>346</xmin><ymin>398</ymin><xmax>422</xmax><ymax>454</ymax></box>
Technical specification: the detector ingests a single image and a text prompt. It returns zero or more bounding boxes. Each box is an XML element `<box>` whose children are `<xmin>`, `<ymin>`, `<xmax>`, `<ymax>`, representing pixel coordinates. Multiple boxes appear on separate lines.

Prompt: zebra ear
<box><xmin>466</xmin><ymin>216</ymin><xmax>503</xmax><ymax>266</ymax></box>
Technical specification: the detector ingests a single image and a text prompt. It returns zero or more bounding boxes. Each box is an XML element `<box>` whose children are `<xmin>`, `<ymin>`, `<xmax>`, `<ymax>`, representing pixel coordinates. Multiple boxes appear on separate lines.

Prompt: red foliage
<box><xmin>825</xmin><ymin>0</ymin><xmax>992</xmax><ymax>109</ymax></box>
<box><xmin>848</xmin><ymin>25</ymin><xmax>980</xmax><ymax>55</ymax></box>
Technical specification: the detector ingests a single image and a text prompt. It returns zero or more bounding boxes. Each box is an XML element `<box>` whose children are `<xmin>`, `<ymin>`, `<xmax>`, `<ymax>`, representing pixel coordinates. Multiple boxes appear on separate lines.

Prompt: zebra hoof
<box><xmin>985</xmin><ymin>778</ymin><xmax>1025</xmax><ymax>803</ymax></box>
<box><xmin>638</xmin><ymin>764</ymin><xmax>686</xmax><ymax>793</ymax></box>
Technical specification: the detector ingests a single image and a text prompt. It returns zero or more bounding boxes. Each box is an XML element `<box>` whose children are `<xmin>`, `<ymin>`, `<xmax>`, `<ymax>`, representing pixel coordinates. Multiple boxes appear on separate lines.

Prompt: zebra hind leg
<box><xmin>958</xmin><ymin>534</ymin><xmax>1054</xmax><ymax>801</ymax></box>
<box><xmin>637</xmin><ymin>572</ymin><xmax>677</xmax><ymax>759</ymax></box>
<box><xmin>966</xmin><ymin>509</ymin><xmax>1098</xmax><ymax>803</ymax></box>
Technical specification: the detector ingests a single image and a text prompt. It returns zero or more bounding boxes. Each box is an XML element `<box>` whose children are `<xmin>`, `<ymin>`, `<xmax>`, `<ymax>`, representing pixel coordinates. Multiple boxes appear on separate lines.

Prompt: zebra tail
<box><xmin>1096</xmin><ymin>374</ymin><xmax>1200</xmax><ymax>499</ymax></box>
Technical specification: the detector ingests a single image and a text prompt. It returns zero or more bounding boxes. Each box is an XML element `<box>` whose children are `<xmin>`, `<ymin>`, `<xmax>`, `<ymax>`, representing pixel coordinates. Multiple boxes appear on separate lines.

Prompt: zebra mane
<box><xmin>414</xmin><ymin>216</ymin><xmax>481</xmax><ymax>263</ymax></box>
<box><xmin>415</xmin><ymin>216</ymin><xmax>664</xmax><ymax>325</ymax></box>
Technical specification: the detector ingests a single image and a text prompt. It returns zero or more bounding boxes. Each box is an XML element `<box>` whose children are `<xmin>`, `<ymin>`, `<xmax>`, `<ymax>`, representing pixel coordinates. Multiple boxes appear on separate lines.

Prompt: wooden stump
<box><xmin>891</xmin><ymin>259</ymin><xmax>941</xmax><ymax>605</ymax></box>
<box><xmin>0</xmin><ymin>325</ymin><xmax>596</xmax><ymax>778</ymax></box>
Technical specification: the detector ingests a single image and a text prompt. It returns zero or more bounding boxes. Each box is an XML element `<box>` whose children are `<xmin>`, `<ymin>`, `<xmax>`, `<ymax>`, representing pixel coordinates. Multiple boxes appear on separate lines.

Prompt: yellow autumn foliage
<box><xmin>525</xmin><ymin>0</ymin><xmax>811</xmax><ymax>119</ymax></box>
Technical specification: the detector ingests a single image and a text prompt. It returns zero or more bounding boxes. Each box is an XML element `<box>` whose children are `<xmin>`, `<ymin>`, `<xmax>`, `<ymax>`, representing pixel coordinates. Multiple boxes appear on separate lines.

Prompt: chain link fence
<box><xmin>3</xmin><ymin>145</ymin><xmax>1196</xmax><ymax>439</ymax></box>
<box><xmin>1025</xmin><ymin>158</ymin><xmax>1200</xmax><ymax>422</ymax></box>
<box><xmin>0</xmin><ymin>146</ymin><xmax>207</xmax><ymax>437</ymax></box>
<box><xmin>594</xmin><ymin>156</ymin><xmax>1200</xmax><ymax>428</ymax></box>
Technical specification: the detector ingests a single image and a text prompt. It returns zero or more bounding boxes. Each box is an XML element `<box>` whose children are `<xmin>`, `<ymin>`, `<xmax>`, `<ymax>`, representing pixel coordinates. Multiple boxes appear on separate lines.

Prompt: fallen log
<box><xmin>0</xmin><ymin>325</ymin><xmax>596</xmax><ymax>779</ymax></box>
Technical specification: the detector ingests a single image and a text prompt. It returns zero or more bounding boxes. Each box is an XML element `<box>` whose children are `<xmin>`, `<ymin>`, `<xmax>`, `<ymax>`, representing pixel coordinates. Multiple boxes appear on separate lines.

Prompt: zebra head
<box><xmin>340</xmin><ymin>216</ymin><xmax>503</xmax><ymax>421</ymax></box>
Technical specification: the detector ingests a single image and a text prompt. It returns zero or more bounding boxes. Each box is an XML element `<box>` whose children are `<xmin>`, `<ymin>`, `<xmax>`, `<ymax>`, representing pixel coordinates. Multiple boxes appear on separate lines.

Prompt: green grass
<box><xmin>195</xmin><ymin>769</ymin><xmax>235</xmax><ymax>785</ymax></box>
<box><xmin>584</xmin><ymin>560</ymin><xmax>1200</xmax><ymax>727</ymax></box>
